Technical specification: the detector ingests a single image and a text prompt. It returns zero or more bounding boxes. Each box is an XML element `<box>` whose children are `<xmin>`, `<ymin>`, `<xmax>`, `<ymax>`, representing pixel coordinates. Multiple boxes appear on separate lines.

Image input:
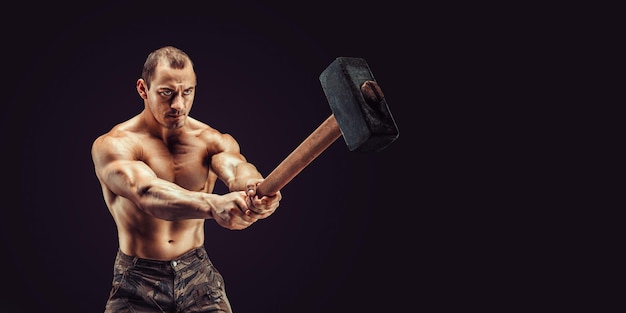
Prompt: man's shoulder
<box><xmin>187</xmin><ymin>117</ymin><xmax>222</xmax><ymax>138</ymax></box>
<box><xmin>186</xmin><ymin>117</ymin><xmax>238</xmax><ymax>152</ymax></box>
<box><xmin>98</xmin><ymin>115</ymin><xmax>143</xmax><ymax>139</ymax></box>
<box><xmin>93</xmin><ymin>117</ymin><xmax>144</xmax><ymax>150</ymax></box>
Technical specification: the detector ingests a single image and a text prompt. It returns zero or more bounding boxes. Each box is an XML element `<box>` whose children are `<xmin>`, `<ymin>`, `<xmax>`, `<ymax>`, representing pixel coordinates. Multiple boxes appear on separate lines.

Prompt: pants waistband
<box><xmin>116</xmin><ymin>246</ymin><xmax>208</xmax><ymax>271</ymax></box>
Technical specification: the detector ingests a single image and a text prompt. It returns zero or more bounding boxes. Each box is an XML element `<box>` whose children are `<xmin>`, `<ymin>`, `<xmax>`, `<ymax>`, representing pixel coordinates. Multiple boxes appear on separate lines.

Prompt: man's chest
<box><xmin>142</xmin><ymin>141</ymin><xmax>211</xmax><ymax>191</ymax></box>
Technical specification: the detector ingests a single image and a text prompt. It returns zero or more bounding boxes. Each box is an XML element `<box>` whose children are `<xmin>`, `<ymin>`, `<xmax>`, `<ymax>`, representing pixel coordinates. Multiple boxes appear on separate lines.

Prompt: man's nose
<box><xmin>171</xmin><ymin>94</ymin><xmax>184</xmax><ymax>111</ymax></box>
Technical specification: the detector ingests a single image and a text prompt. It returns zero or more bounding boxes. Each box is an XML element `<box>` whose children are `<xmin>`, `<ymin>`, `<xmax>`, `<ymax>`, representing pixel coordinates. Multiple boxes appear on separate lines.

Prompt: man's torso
<box><xmin>102</xmin><ymin>117</ymin><xmax>220</xmax><ymax>260</ymax></box>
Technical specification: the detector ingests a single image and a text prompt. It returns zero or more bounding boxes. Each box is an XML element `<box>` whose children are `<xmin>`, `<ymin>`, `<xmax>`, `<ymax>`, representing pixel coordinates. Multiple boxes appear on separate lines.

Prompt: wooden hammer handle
<box><xmin>256</xmin><ymin>114</ymin><xmax>342</xmax><ymax>198</ymax></box>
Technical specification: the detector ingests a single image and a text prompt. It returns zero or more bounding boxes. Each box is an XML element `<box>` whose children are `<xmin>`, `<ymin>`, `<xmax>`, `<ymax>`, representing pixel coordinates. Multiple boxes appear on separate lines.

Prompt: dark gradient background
<box><xmin>0</xmin><ymin>1</ymin><xmax>525</xmax><ymax>312</ymax></box>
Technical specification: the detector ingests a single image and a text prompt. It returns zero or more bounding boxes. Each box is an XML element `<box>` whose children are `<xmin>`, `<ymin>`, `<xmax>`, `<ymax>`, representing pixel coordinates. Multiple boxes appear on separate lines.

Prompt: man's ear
<box><xmin>136</xmin><ymin>78</ymin><xmax>148</xmax><ymax>99</ymax></box>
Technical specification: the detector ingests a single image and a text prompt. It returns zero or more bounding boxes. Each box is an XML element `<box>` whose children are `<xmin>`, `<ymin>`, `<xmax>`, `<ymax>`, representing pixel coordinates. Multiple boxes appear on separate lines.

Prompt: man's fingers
<box><xmin>247</xmin><ymin>181</ymin><xmax>262</xmax><ymax>197</ymax></box>
<box><xmin>247</xmin><ymin>185</ymin><xmax>257</xmax><ymax>197</ymax></box>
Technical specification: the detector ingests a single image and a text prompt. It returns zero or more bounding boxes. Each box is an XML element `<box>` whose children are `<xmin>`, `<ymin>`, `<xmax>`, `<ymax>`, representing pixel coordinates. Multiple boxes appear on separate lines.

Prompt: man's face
<box><xmin>147</xmin><ymin>63</ymin><xmax>197</xmax><ymax>129</ymax></box>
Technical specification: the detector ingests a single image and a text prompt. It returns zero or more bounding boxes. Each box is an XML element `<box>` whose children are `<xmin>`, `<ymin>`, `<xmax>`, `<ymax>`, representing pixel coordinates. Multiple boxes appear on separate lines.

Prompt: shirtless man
<box><xmin>91</xmin><ymin>46</ymin><xmax>281</xmax><ymax>312</ymax></box>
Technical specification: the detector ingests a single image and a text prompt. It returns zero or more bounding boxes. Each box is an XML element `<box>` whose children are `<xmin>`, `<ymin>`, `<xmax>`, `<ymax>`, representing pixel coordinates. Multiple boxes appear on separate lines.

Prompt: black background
<box><xmin>0</xmin><ymin>0</ymin><xmax>574</xmax><ymax>312</ymax></box>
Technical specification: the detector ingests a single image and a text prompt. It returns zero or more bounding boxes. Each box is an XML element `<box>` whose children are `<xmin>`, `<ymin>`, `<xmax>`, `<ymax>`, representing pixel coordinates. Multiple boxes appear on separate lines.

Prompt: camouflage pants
<box><xmin>104</xmin><ymin>246</ymin><xmax>232</xmax><ymax>313</ymax></box>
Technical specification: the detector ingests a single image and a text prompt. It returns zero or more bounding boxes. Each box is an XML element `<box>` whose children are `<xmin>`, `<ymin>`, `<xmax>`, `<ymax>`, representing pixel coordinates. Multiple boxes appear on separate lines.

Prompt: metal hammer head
<box><xmin>319</xmin><ymin>57</ymin><xmax>399</xmax><ymax>152</ymax></box>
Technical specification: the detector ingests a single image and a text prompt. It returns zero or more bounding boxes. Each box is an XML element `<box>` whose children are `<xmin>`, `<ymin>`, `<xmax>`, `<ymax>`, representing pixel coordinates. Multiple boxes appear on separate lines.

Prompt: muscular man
<box><xmin>91</xmin><ymin>46</ymin><xmax>281</xmax><ymax>312</ymax></box>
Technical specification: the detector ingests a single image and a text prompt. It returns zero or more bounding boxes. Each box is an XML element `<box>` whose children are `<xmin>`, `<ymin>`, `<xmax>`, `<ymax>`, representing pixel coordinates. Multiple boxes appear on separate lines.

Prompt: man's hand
<box><xmin>210</xmin><ymin>191</ymin><xmax>260</xmax><ymax>230</ymax></box>
<box><xmin>245</xmin><ymin>181</ymin><xmax>281</xmax><ymax>219</ymax></box>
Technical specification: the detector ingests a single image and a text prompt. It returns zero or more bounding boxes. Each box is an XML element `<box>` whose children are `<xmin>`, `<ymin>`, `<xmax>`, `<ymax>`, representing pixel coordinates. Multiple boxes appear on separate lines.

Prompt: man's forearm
<box><xmin>228</xmin><ymin>162</ymin><xmax>262</xmax><ymax>191</ymax></box>
<box><xmin>137</xmin><ymin>181</ymin><xmax>213</xmax><ymax>220</ymax></box>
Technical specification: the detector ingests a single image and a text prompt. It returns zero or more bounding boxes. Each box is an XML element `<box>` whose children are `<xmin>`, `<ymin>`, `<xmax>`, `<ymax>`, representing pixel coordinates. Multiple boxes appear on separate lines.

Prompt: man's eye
<box><xmin>160</xmin><ymin>90</ymin><xmax>173</xmax><ymax>96</ymax></box>
<box><xmin>183</xmin><ymin>89</ymin><xmax>193</xmax><ymax>95</ymax></box>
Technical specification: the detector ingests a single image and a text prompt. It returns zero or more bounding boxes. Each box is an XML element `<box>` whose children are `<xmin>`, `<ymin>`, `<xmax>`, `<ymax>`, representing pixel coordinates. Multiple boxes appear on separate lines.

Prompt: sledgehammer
<box><xmin>256</xmin><ymin>57</ymin><xmax>399</xmax><ymax>198</ymax></box>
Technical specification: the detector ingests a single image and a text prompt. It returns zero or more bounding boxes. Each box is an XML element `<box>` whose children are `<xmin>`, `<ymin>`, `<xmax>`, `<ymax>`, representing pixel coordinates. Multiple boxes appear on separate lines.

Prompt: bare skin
<box><xmin>91</xmin><ymin>52</ymin><xmax>280</xmax><ymax>261</ymax></box>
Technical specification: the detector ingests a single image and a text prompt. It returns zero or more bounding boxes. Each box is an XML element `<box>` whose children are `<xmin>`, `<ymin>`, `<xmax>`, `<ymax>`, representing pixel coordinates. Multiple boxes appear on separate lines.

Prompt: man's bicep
<box><xmin>92</xmin><ymin>136</ymin><xmax>156</xmax><ymax>199</ymax></box>
<box><xmin>210</xmin><ymin>151</ymin><xmax>247</xmax><ymax>182</ymax></box>
<box><xmin>99</xmin><ymin>159</ymin><xmax>158</xmax><ymax>200</ymax></box>
<box><xmin>204</xmin><ymin>131</ymin><xmax>246</xmax><ymax>184</ymax></box>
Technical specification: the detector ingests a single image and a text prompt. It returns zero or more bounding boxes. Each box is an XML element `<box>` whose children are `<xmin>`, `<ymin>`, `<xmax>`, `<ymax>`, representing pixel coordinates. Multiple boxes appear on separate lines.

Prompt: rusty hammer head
<box><xmin>319</xmin><ymin>57</ymin><xmax>399</xmax><ymax>153</ymax></box>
